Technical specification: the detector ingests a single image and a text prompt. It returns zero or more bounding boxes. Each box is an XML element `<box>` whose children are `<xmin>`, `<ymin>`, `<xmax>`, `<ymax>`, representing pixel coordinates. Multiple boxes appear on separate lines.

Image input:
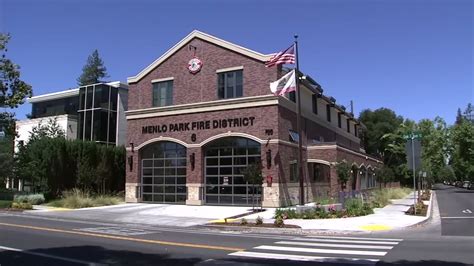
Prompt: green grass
<box><xmin>0</xmin><ymin>200</ymin><xmax>12</xmax><ymax>208</ymax></box>
<box><xmin>46</xmin><ymin>188</ymin><xmax>123</xmax><ymax>209</ymax></box>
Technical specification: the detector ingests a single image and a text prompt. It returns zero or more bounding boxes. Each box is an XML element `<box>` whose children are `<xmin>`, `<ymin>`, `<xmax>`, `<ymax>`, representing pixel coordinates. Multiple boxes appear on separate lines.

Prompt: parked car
<box><xmin>455</xmin><ymin>181</ymin><xmax>463</xmax><ymax>187</ymax></box>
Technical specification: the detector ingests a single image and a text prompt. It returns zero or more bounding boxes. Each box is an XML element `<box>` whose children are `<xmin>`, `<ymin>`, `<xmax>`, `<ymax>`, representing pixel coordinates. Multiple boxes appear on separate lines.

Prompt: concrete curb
<box><xmin>408</xmin><ymin>190</ymin><xmax>435</xmax><ymax>228</ymax></box>
<box><xmin>199</xmin><ymin>224</ymin><xmax>366</xmax><ymax>236</ymax></box>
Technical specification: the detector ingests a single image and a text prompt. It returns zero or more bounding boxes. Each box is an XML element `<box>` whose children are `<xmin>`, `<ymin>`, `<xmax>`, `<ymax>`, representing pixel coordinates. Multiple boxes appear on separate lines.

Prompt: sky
<box><xmin>0</xmin><ymin>0</ymin><xmax>472</xmax><ymax>124</ymax></box>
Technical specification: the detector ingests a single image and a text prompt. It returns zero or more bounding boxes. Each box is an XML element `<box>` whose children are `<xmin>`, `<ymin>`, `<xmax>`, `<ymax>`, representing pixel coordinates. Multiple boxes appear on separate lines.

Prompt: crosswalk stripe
<box><xmin>229</xmin><ymin>251</ymin><xmax>379</xmax><ymax>263</ymax></box>
<box><xmin>304</xmin><ymin>235</ymin><xmax>403</xmax><ymax>242</ymax></box>
<box><xmin>291</xmin><ymin>237</ymin><xmax>399</xmax><ymax>245</ymax></box>
<box><xmin>254</xmin><ymin>245</ymin><xmax>387</xmax><ymax>256</ymax></box>
<box><xmin>276</xmin><ymin>241</ymin><xmax>394</xmax><ymax>250</ymax></box>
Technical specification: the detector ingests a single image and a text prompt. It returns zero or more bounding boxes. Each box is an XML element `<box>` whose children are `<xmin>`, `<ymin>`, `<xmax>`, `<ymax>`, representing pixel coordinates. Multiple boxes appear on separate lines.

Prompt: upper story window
<box><xmin>338</xmin><ymin>113</ymin><xmax>342</xmax><ymax>128</ymax></box>
<box><xmin>218</xmin><ymin>70</ymin><xmax>243</xmax><ymax>99</ymax></box>
<box><xmin>326</xmin><ymin>104</ymin><xmax>331</xmax><ymax>122</ymax></box>
<box><xmin>346</xmin><ymin>119</ymin><xmax>351</xmax><ymax>133</ymax></box>
<box><xmin>312</xmin><ymin>94</ymin><xmax>318</xmax><ymax>114</ymax></box>
<box><xmin>153</xmin><ymin>80</ymin><xmax>173</xmax><ymax>107</ymax></box>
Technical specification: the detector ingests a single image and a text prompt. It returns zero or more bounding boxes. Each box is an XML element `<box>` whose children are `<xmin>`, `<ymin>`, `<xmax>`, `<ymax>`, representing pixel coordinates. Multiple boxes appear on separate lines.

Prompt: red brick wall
<box><xmin>128</xmin><ymin>38</ymin><xmax>278</xmax><ymax>110</ymax></box>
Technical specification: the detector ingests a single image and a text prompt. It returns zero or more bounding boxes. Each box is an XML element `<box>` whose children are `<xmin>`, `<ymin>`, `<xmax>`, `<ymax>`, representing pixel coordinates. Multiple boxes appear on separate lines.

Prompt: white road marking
<box><xmin>291</xmin><ymin>237</ymin><xmax>400</xmax><ymax>245</ymax></box>
<box><xmin>304</xmin><ymin>235</ymin><xmax>403</xmax><ymax>241</ymax></box>
<box><xmin>0</xmin><ymin>245</ymin><xmax>104</xmax><ymax>265</ymax></box>
<box><xmin>229</xmin><ymin>251</ymin><xmax>379</xmax><ymax>263</ymax></box>
<box><xmin>254</xmin><ymin>245</ymin><xmax>387</xmax><ymax>256</ymax></box>
<box><xmin>276</xmin><ymin>241</ymin><xmax>394</xmax><ymax>250</ymax></box>
<box><xmin>442</xmin><ymin>217</ymin><xmax>474</xmax><ymax>219</ymax></box>
<box><xmin>461</xmin><ymin>209</ymin><xmax>472</xmax><ymax>214</ymax></box>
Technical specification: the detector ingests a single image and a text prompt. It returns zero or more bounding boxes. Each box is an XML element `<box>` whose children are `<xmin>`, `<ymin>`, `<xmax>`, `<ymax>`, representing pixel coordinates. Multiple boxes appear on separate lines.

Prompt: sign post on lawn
<box><xmin>404</xmin><ymin>132</ymin><xmax>422</xmax><ymax>215</ymax></box>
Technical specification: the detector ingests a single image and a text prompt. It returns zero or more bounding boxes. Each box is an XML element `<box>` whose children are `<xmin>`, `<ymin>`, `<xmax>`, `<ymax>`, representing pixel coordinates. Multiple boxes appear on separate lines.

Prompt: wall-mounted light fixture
<box><xmin>190</xmin><ymin>153</ymin><xmax>195</xmax><ymax>171</ymax></box>
<box><xmin>128</xmin><ymin>156</ymin><xmax>133</xmax><ymax>172</ymax></box>
<box><xmin>266</xmin><ymin>149</ymin><xmax>272</xmax><ymax>169</ymax></box>
<box><xmin>130</xmin><ymin>143</ymin><xmax>134</xmax><ymax>153</ymax></box>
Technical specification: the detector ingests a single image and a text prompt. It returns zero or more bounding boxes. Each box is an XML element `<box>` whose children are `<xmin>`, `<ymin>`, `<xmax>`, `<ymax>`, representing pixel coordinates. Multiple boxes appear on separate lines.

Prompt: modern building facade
<box><xmin>15</xmin><ymin>81</ymin><xmax>128</xmax><ymax>150</ymax></box>
<box><xmin>125</xmin><ymin>30</ymin><xmax>383</xmax><ymax>207</ymax></box>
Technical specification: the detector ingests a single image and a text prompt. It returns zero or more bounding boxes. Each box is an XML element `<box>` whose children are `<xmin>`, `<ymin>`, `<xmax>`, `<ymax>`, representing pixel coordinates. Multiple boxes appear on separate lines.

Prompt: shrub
<box><xmin>255</xmin><ymin>216</ymin><xmax>263</xmax><ymax>225</ymax></box>
<box><xmin>274</xmin><ymin>216</ymin><xmax>284</xmax><ymax>227</ymax></box>
<box><xmin>372</xmin><ymin>188</ymin><xmax>411</xmax><ymax>208</ymax></box>
<box><xmin>47</xmin><ymin>188</ymin><xmax>122</xmax><ymax>209</ymax></box>
<box><xmin>11</xmin><ymin>202</ymin><xmax>33</xmax><ymax>210</ymax></box>
<box><xmin>0</xmin><ymin>200</ymin><xmax>12</xmax><ymax>208</ymax></box>
<box><xmin>240</xmin><ymin>218</ymin><xmax>248</xmax><ymax>225</ymax></box>
<box><xmin>14</xmin><ymin>194</ymin><xmax>45</xmax><ymax>205</ymax></box>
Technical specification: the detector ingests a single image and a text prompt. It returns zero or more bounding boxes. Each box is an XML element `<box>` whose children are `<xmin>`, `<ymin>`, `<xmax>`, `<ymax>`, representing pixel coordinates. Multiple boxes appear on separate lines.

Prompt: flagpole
<box><xmin>294</xmin><ymin>35</ymin><xmax>305</xmax><ymax>206</ymax></box>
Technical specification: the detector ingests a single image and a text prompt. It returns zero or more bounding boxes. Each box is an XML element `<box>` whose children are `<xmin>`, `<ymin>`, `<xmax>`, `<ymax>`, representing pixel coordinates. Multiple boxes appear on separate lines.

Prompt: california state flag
<box><xmin>270</xmin><ymin>70</ymin><xmax>296</xmax><ymax>96</ymax></box>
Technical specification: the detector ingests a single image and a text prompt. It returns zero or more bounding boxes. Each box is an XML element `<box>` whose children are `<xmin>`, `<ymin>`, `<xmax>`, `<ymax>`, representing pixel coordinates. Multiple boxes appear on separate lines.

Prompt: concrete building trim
<box><xmin>127</xmin><ymin>30</ymin><xmax>272</xmax><ymax>83</ymax></box>
<box><xmin>135</xmin><ymin>136</ymin><xmax>191</xmax><ymax>150</ymax></box>
<box><xmin>151</xmin><ymin>77</ymin><xmax>174</xmax><ymax>83</ymax></box>
<box><xmin>125</xmin><ymin>95</ymin><xmax>278</xmax><ymax>120</ymax></box>
<box><xmin>198</xmin><ymin>132</ymin><xmax>264</xmax><ymax>147</ymax></box>
<box><xmin>28</xmin><ymin>89</ymin><xmax>79</xmax><ymax>103</ymax></box>
<box><xmin>307</xmin><ymin>159</ymin><xmax>332</xmax><ymax>166</ymax></box>
<box><xmin>215</xmin><ymin>66</ymin><xmax>244</xmax><ymax>73</ymax></box>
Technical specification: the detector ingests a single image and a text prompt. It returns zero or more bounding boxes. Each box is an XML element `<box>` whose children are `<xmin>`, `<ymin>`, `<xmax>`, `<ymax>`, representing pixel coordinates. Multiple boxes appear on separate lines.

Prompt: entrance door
<box><xmin>204</xmin><ymin>137</ymin><xmax>261</xmax><ymax>206</ymax></box>
<box><xmin>140</xmin><ymin>141</ymin><xmax>187</xmax><ymax>203</ymax></box>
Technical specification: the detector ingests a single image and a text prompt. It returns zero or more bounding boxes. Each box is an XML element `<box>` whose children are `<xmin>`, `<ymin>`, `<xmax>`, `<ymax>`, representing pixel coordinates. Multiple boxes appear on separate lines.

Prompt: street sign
<box><xmin>405</xmin><ymin>138</ymin><xmax>422</xmax><ymax>170</ymax></box>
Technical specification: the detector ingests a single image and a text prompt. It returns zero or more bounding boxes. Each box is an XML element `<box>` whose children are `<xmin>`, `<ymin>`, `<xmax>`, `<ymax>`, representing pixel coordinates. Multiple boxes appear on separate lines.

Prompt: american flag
<box><xmin>265</xmin><ymin>44</ymin><xmax>296</xmax><ymax>67</ymax></box>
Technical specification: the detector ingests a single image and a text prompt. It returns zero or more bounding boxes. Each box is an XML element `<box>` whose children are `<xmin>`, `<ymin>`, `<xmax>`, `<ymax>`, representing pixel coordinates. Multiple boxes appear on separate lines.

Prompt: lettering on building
<box><xmin>142</xmin><ymin>117</ymin><xmax>256</xmax><ymax>134</ymax></box>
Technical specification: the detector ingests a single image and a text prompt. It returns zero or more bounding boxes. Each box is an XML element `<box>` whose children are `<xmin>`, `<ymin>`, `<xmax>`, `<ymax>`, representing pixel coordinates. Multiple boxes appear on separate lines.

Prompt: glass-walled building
<box><xmin>77</xmin><ymin>82</ymin><xmax>127</xmax><ymax>145</ymax></box>
<box><xmin>15</xmin><ymin>81</ymin><xmax>128</xmax><ymax>151</ymax></box>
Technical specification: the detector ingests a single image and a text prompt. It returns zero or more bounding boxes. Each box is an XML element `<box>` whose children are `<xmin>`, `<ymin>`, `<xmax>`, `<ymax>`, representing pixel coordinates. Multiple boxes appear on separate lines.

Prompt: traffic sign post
<box><xmin>404</xmin><ymin>132</ymin><xmax>422</xmax><ymax>215</ymax></box>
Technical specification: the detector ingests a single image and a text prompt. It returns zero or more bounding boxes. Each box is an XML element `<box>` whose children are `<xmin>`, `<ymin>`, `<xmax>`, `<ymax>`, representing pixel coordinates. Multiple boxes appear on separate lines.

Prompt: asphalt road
<box><xmin>434</xmin><ymin>183</ymin><xmax>474</xmax><ymax>236</ymax></box>
<box><xmin>1</xmin><ymin>187</ymin><xmax>473</xmax><ymax>266</ymax></box>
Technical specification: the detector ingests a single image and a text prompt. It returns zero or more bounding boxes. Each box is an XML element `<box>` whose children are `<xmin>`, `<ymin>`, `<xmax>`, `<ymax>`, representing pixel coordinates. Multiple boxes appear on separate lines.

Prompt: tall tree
<box><xmin>451</xmin><ymin>120</ymin><xmax>474</xmax><ymax>182</ymax></box>
<box><xmin>359</xmin><ymin>108</ymin><xmax>404</xmax><ymax>157</ymax></box>
<box><xmin>77</xmin><ymin>49</ymin><xmax>109</xmax><ymax>86</ymax></box>
<box><xmin>0</xmin><ymin>33</ymin><xmax>33</xmax><ymax>108</ymax></box>
<box><xmin>0</xmin><ymin>112</ymin><xmax>15</xmax><ymax>186</ymax></box>
<box><xmin>455</xmin><ymin>108</ymin><xmax>464</xmax><ymax>125</ymax></box>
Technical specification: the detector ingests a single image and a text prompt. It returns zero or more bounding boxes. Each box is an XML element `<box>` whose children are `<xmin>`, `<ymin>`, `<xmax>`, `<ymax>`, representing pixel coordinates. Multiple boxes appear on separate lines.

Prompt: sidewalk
<box><xmin>237</xmin><ymin>192</ymin><xmax>431</xmax><ymax>232</ymax></box>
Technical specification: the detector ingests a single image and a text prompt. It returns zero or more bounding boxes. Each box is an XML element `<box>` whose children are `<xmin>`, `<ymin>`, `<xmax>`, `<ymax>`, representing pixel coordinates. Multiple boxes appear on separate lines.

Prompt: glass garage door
<box><xmin>204</xmin><ymin>137</ymin><xmax>262</xmax><ymax>206</ymax></box>
<box><xmin>140</xmin><ymin>142</ymin><xmax>187</xmax><ymax>203</ymax></box>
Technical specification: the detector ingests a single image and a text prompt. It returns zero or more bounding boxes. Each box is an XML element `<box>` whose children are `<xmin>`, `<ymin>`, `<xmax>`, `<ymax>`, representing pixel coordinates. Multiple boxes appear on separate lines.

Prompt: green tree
<box><xmin>242</xmin><ymin>162</ymin><xmax>263</xmax><ymax>211</ymax></box>
<box><xmin>77</xmin><ymin>49</ymin><xmax>109</xmax><ymax>86</ymax></box>
<box><xmin>0</xmin><ymin>112</ymin><xmax>15</xmax><ymax>186</ymax></box>
<box><xmin>336</xmin><ymin>161</ymin><xmax>351</xmax><ymax>190</ymax></box>
<box><xmin>451</xmin><ymin>120</ymin><xmax>474</xmax><ymax>182</ymax></box>
<box><xmin>375</xmin><ymin>166</ymin><xmax>395</xmax><ymax>188</ymax></box>
<box><xmin>359</xmin><ymin>108</ymin><xmax>404</xmax><ymax>157</ymax></box>
<box><xmin>0</xmin><ymin>33</ymin><xmax>32</xmax><ymax>108</ymax></box>
<box><xmin>28</xmin><ymin>117</ymin><xmax>65</xmax><ymax>143</ymax></box>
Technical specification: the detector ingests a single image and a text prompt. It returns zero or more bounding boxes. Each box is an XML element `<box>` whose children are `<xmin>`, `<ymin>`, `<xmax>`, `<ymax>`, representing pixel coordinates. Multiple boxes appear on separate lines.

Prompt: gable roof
<box><xmin>127</xmin><ymin>30</ymin><xmax>273</xmax><ymax>83</ymax></box>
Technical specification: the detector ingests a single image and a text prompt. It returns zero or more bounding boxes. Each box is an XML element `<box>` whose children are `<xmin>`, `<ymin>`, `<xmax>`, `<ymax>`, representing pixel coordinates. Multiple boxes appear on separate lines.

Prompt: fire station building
<box><xmin>125</xmin><ymin>30</ymin><xmax>382</xmax><ymax>207</ymax></box>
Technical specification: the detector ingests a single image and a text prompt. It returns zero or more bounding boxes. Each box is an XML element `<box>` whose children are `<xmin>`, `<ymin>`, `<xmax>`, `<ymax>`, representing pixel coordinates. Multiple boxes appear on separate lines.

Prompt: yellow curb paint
<box><xmin>208</xmin><ymin>218</ymin><xmax>238</xmax><ymax>223</ymax></box>
<box><xmin>358</xmin><ymin>224</ymin><xmax>392</xmax><ymax>231</ymax></box>
<box><xmin>0</xmin><ymin>222</ymin><xmax>243</xmax><ymax>252</ymax></box>
<box><xmin>47</xmin><ymin>208</ymin><xmax>72</xmax><ymax>211</ymax></box>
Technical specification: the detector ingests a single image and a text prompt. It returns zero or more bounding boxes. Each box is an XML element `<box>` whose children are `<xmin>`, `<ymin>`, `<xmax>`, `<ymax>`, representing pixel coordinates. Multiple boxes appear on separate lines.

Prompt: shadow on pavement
<box><xmin>208</xmin><ymin>258</ymin><xmax>472</xmax><ymax>266</ymax></box>
<box><xmin>0</xmin><ymin>245</ymin><xmax>201</xmax><ymax>266</ymax></box>
<box><xmin>377</xmin><ymin>261</ymin><xmax>471</xmax><ymax>266</ymax></box>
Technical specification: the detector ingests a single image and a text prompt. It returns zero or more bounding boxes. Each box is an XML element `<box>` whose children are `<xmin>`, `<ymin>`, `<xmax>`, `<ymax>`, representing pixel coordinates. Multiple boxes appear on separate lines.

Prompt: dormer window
<box><xmin>217</xmin><ymin>70</ymin><xmax>243</xmax><ymax>99</ymax></box>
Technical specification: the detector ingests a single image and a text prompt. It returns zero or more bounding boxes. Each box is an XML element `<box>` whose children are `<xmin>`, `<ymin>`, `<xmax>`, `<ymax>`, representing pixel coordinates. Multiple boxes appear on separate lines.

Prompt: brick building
<box><xmin>125</xmin><ymin>30</ymin><xmax>382</xmax><ymax>207</ymax></box>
